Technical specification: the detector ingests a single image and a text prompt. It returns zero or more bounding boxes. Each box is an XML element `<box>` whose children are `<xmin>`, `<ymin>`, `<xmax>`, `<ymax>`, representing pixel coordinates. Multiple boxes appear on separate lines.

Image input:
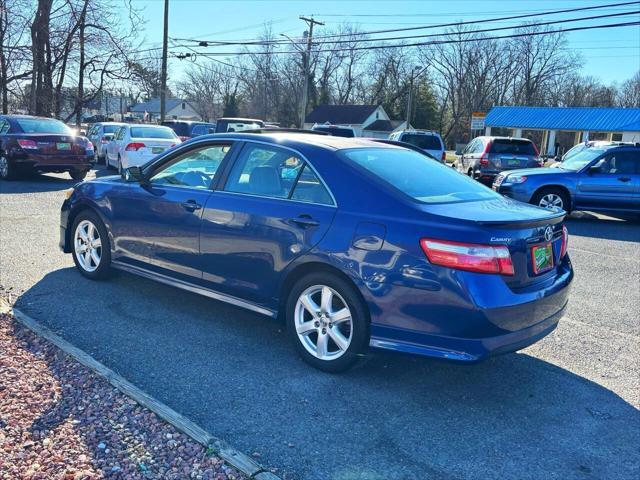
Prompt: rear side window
<box><xmin>130</xmin><ymin>127</ymin><xmax>177</xmax><ymax>139</ymax></box>
<box><xmin>400</xmin><ymin>134</ymin><xmax>442</xmax><ymax>150</ymax></box>
<box><xmin>489</xmin><ymin>139</ymin><xmax>536</xmax><ymax>155</ymax></box>
<box><xmin>224</xmin><ymin>143</ymin><xmax>333</xmax><ymax>204</ymax></box>
<box><xmin>342</xmin><ymin>147</ymin><xmax>501</xmax><ymax>204</ymax></box>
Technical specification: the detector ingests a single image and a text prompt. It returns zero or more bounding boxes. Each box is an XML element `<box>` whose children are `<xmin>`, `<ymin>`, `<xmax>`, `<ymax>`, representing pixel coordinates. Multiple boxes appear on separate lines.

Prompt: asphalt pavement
<box><xmin>1</xmin><ymin>167</ymin><xmax>639</xmax><ymax>480</ymax></box>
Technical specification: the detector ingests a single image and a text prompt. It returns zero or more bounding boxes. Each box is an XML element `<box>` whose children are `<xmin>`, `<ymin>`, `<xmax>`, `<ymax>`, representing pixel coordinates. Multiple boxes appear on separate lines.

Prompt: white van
<box><xmin>389</xmin><ymin>130</ymin><xmax>445</xmax><ymax>163</ymax></box>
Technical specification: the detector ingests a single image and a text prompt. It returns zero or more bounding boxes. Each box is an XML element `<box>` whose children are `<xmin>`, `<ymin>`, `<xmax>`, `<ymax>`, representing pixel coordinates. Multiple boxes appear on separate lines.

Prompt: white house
<box><xmin>129</xmin><ymin>98</ymin><xmax>201</xmax><ymax>122</ymax></box>
<box><xmin>304</xmin><ymin>104</ymin><xmax>407</xmax><ymax>138</ymax></box>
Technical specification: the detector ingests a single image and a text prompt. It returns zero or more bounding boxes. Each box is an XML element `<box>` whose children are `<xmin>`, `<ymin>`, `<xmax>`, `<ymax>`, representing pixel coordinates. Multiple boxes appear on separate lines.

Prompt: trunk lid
<box><xmin>15</xmin><ymin>133</ymin><xmax>91</xmax><ymax>156</ymax></box>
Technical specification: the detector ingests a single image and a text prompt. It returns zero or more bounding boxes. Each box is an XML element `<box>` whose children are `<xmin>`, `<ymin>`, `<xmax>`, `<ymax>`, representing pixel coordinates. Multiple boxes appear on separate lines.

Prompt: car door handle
<box><xmin>618</xmin><ymin>177</ymin><xmax>631</xmax><ymax>182</ymax></box>
<box><xmin>181</xmin><ymin>200</ymin><xmax>202</xmax><ymax>211</ymax></box>
<box><xmin>288</xmin><ymin>215</ymin><xmax>320</xmax><ymax>228</ymax></box>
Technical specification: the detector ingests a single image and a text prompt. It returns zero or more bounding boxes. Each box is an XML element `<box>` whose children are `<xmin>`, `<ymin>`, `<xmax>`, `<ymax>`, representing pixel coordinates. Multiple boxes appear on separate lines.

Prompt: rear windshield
<box><xmin>342</xmin><ymin>147</ymin><xmax>501</xmax><ymax>204</ymax></box>
<box><xmin>400</xmin><ymin>133</ymin><xmax>442</xmax><ymax>150</ymax></box>
<box><xmin>216</xmin><ymin>120</ymin><xmax>263</xmax><ymax>133</ymax></box>
<box><xmin>162</xmin><ymin>122</ymin><xmax>190</xmax><ymax>136</ymax></box>
<box><xmin>489</xmin><ymin>139</ymin><xmax>537</xmax><ymax>155</ymax></box>
<box><xmin>313</xmin><ymin>126</ymin><xmax>355</xmax><ymax>138</ymax></box>
<box><xmin>130</xmin><ymin>126</ymin><xmax>177</xmax><ymax>139</ymax></box>
<box><xmin>15</xmin><ymin>118</ymin><xmax>72</xmax><ymax>135</ymax></box>
<box><xmin>103</xmin><ymin>125</ymin><xmax>120</xmax><ymax>134</ymax></box>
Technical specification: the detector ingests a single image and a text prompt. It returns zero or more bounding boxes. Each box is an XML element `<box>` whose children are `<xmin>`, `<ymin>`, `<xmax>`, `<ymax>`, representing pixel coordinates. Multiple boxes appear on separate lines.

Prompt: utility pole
<box><xmin>160</xmin><ymin>0</ymin><xmax>169</xmax><ymax>123</ymax></box>
<box><xmin>299</xmin><ymin>16</ymin><xmax>323</xmax><ymax>129</ymax></box>
<box><xmin>406</xmin><ymin>66</ymin><xmax>427</xmax><ymax>128</ymax></box>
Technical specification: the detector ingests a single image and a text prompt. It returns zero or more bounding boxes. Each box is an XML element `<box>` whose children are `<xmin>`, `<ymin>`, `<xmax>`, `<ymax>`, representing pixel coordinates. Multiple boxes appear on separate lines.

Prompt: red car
<box><xmin>0</xmin><ymin>115</ymin><xmax>95</xmax><ymax>181</ymax></box>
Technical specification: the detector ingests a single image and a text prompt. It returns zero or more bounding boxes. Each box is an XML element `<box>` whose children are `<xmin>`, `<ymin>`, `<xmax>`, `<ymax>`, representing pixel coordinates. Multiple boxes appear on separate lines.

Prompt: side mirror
<box><xmin>123</xmin><ymin>166</ymin><xmax>144</xmax><ymax>182</ymax></box>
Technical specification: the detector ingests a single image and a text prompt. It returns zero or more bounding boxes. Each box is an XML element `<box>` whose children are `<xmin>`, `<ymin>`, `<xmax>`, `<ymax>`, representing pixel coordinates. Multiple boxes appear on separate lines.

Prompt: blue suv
<box><xmin>494</xmin><ymin>142</ymin><xmax>640</xmax><ymax>214</ymax></box>
<box><xmin>60</xmin><ymin>133</ymin><xmax>573</xmax><ymax>371</ymax></box>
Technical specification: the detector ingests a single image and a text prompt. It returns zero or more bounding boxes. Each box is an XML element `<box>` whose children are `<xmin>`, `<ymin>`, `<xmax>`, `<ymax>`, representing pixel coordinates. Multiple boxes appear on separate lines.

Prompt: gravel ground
<box><xmin>0</xmin><ymin>312</ymin><xmax>244</xmax><ymax>480</ymax></box>
<box><xmin>1</xmin><ymin>169</ymin><xmax>639</xmax><ymax>479</ymax></box>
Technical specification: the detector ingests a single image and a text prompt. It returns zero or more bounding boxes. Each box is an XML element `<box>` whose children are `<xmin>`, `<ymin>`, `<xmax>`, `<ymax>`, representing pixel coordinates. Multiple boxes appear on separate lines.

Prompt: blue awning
<box><xmin>485</xmin><ymin>106</ymin><xmax>640</xmax><ymax>132</ymax></box>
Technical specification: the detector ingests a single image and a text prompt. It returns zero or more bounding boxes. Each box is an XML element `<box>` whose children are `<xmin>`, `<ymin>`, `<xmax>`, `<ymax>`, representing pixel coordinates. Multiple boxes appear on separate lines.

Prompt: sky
<box><xmin>131</xmin><ymin>0</ymin><xmax>640</xmax><ymax>86</ymax></box>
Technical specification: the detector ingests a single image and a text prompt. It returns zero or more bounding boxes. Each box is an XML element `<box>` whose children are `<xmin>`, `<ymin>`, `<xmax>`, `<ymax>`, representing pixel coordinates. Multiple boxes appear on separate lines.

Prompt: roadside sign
<box><xmin>470</xmin><ymin>112</ymin><xmax>486</xmax><ymax>130</ymax></box>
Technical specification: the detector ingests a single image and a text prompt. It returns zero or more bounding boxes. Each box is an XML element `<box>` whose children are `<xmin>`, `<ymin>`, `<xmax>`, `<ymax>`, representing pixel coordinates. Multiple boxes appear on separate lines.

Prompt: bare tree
<box><xmin>617</xmin><ymin>70</ymin><xmax>640</xmax><ymax>107</ymax></box>
<box><xmin>0</xmin><ymin>0</ymin><xmax>33</xmax><ymax>113</ymax></box>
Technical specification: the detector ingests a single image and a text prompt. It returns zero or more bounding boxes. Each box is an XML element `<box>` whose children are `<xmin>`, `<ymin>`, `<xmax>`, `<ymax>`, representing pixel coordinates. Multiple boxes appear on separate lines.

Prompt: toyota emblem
<box><xmin>544</xmin><ymin>226</ymin><xmax>553</xmax><ymax>242</ymax></box>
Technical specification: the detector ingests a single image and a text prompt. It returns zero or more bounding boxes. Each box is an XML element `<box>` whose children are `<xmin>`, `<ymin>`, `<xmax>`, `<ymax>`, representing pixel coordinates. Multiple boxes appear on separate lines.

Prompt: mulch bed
<box><xmin>0</xmin><ymin>312</ymin><xmax>245</xmax><ymax>480</ymax></box>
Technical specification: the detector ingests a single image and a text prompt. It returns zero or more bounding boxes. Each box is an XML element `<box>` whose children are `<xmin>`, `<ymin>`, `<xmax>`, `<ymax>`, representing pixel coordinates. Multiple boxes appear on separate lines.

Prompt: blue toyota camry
<box><xmin>60</xmin><ymin>132</ymin><xmax>573</xmax><ymax>372</ymax></box>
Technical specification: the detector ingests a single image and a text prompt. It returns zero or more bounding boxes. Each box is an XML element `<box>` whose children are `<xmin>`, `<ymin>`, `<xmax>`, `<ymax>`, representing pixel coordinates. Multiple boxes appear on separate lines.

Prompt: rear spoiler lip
<box><xmin>473</xmin><ymin>211</ymin><xmax>566</xmax><ymax>228</ymax></box>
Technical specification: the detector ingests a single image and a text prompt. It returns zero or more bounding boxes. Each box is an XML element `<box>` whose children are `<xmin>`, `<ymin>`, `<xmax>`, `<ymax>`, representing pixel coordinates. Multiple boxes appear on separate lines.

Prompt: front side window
<box><xmin>150</xmin><ymin>144</ymin><xmax>231</xmax><ymax>189</ymax></box>
<box><xmin>593</xmin><ymin>151</ymin><xmax>639</xmax><ymax>174</ymax></box>
<box><xmin>0</xmin><ymin>120</ymin><xmax>9</xmax><ymax>134</ymax></box>
<box><xmin>342</xmin><ymin>147</ymin><xmax>502</xmax><ymax>204</ymax></box>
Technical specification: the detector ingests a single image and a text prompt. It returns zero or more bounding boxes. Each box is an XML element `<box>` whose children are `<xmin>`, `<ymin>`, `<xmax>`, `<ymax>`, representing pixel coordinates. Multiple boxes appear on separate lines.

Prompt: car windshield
<box><xmin>130</xmin><ymin>126</ymin><xmax>177</xmax><ymax>139</ymax></box>
<box><xmin>401</xmin><ymin>134</ymin><xmax>442</xmax><ymax>150</ymax></box>
<box><xmin>489</xmin><ymin>139</ymin><xmax>537</xmax><ymax>155</ymax></box>
<box><xmin>16</xmin><ymin>118</ymin><xmax>72</xmax><ymax>135</ymax></box>
<box><xmin>342</xmin><ymin>147</ymin><xmax>502</xmax><ymax>204</ymax></box>
<box><xmin>559</xmin><ymin>148</ymin><xmax>606</xmax><ymax>171</ymax></box>
<box><xmin>103</xmin><ymin>125</ymin><xmax>120</xmax><ymax>134</ymax></box>
<box><xmin>313</xmin><ymin>126</ymin><xmax>355</xmax><ymax>138</ymax></box>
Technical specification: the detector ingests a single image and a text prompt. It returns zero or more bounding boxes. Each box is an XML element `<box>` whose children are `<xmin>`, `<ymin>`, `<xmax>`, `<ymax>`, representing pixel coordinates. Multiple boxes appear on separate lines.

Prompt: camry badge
<box><xmin>544</xmin><ymin>226</ymin><xmax>553</xmax><ymax>242</ymax></box>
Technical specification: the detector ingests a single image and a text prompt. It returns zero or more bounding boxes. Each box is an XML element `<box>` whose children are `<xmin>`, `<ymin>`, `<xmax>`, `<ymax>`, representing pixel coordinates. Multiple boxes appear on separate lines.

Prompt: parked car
<box><xmin>369</xmin><ymin>138</ymin><xmax>439</xmax><ymax>160</ymax></box>
<box><xmin>388</xmin><ymin>129</ymin><xmax>445</xmax><ymax>163</ymax></box>
<box><xmin>105</xmin><ymin>124</ymin><xmax>180</xmax><ymax>172</ymax></box>
<box><xmin>311</xmin><ymin>124</ymin><xmax>357</xmax><ymax>138</ymax></box>
<box><xmin>0</xmin><ymin>114</ymin><xmax>94</xmax><ymax>180</ymax></box>
<box><xmin>161</xmin><ymin>120</ymin><xmax>216</xmax><ymax>141</ymax></box>
<box><xmin>214</xmin><ymin>117</ymin><xmax>264</xmax><ymax>133</ymax></box>
<box><xmin>493</xmin><ymin>141</ymin><xmax>640</xmax><ymax>214</ymax></box>
<box><xmin>86</xmin><ymin>122</ymin><xmax>127</xmax><ymax>164</ymax></box>
<box><xmin>457</xmin><ymin>136</ymin><xmax>542</xmax><ymax>185</ymax></box>
<box><xmin>61</xmin><ymin>132</ymin><xmax>573</xmax><ymax>372</ymax></box>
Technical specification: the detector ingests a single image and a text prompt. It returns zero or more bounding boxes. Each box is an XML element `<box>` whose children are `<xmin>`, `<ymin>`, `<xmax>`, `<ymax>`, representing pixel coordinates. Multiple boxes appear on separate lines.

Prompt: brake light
<box><xmin>441</xmin><ymin>151</ymin><xmax>446</xmax><ymax>162</ymax></box>
<box><xmin>420</xmin><ymin>238</ymin><xmax>514</xmax><ymax>276</ymax></box>
<box><xmin>125</xmin><ymin>142</ymin><xmax>146</xmax><ymax>151</ymax></box>
<box><xmin>17</xmin><ymin>139</ymin><xmax>38</xmax><ymax>150</ymax></box>
<box><xmin>479</xmin><ymin>141</ymin><xmax>491</xmax><ymax>166</ymax></box>
<box><xmin>560</xmin><ymin>225</ymin><xmax>569</xmax><ymax>258</ymax></box>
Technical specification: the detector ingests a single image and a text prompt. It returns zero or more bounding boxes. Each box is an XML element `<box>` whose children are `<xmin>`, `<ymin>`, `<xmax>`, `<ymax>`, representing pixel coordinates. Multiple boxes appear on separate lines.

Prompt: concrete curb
<box><xmin>0</xmin><ymin>299</ymin><xmax>281</xmax><ymax>480</ymax></box>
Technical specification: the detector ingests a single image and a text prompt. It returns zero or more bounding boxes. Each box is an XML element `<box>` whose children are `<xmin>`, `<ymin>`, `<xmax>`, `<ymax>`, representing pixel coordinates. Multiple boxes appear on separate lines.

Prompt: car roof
<box><xmin>1</xmin><ymin>114</ymin><xmax>61</xmax><ymax>121</ymax></box>
<box><xmin>206</xmin><ymin>132</ymin><xmax>402</xmax><ymax>151</ymax></box>
<box><xmin>476</xmin><ymin>136</ymin><xmax>533</xmax><ymax>142</ymax></box>
<box><xmin>396</xmin><ymin>129</ymin><xmax>440</xmax><ymax>136</ymax></box>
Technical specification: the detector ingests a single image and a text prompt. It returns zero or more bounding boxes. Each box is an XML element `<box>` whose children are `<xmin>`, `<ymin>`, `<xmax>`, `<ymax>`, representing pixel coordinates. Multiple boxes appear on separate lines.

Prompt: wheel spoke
<box><xmin>330</xmin><ymin>308</ymin><xmax>351</xmax><ymax>325</ymax></box>
<box><xmin>300</xmin><ymin>294</ymin><xmax>320</xmax><ymax>318</ymax></box>
<box><xmin>90</xmin><ymin>249</ymin><xmax>100</xmax><ymax>266</ymax></box>
<box><xmin>87</xmin><ymin>223</ymin><xmax>96</xmax><ymax>241</ymax></box>
<box><xmin>327</xmin><ymin>326</ymin><xmax>349</xmax><ymax>351</ymax></box>
<box><xmin>320</xmin><ymin>286</ymin><xmax>333</xmax><ymax>314</ymax></box>
<box><xmin>316</xmin><ymin>333</ymin><xmax>329</xmax><ymax>359</ymax></box>
<box><xmin>78</xmin><ymin>226</ymin><xmax>89</xmax><ymax>242</ymax></box>
<box><xmin>296</xmin><ymin>321</ymin><xmax>316</xmax><ymax>336</ymax></box>
<box><xmin>91</xmin><ymin>238</ymin><xmax>101</xmax><ymax>249</ymax></box>
<box><xmin>83</xmin><ymin>250</ymin><xmax>92</xmax><ymax>267</ymax></box>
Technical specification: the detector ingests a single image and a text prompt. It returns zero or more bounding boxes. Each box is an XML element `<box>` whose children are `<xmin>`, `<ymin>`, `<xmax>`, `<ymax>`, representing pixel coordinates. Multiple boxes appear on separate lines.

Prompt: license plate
<box><xmin>56</xmin><ymin>142</ymin><xmax>71</xmax><ymax>150</ymax></box>
<box><xmin>532</xmin><ymin>244</ymin><xmax>554</xmax><ymax>274</ymax></box>
<box><xmin>152</xmin><ymin>147</ymin><xmax>164</xmax><ymax>154</ymax></box>
<box><xmin>507</xmin><ymin>158</ymin><xmax>520</xmax><ymax>166</ymax></box>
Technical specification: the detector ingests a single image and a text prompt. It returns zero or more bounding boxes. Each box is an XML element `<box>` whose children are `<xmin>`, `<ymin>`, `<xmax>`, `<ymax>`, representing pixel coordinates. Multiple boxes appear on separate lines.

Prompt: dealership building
<box><xmin>484</xmin><ymin>106</ymin><xmax>640</xmax><ymax>156</ymax></box>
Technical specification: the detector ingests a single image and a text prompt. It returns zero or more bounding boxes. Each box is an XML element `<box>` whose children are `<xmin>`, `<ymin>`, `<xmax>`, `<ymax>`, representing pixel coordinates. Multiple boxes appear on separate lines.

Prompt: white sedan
<box><xmin>106</xmin><ymin>124</ymin><xmax>180</xmax><ymax>172</ymax></box>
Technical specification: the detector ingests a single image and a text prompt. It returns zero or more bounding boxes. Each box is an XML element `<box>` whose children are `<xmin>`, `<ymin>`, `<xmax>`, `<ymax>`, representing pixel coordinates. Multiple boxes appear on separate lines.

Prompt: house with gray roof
<box><xmin>304</xmin><ymin>104</ymin><xmax>408</xmax><ymax>138</ymax></box>
<box><xmin>129</xmin><ymin>98</ymin><xmax>201</xmax><ymax>122</ymax></box>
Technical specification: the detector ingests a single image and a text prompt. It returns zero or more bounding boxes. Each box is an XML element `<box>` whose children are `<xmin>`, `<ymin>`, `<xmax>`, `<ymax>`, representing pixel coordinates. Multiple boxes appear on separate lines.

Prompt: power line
<box><xmin>174</xmin><ymin>1</ymin><xmax>640</xmax><ymax>45</ymax></box>
<box><xmin>173</xmin><ymin>9</ymin><xmax>640</xmax><ymax>49</ymax></box>
<box><xmin>176</xmin><ymin>20</ymin><xmax>640</xmax><ymax>57</ymax></box>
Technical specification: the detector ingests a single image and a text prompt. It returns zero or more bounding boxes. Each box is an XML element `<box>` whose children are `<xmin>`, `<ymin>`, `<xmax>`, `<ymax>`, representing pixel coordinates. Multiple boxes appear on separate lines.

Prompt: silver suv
<box><xmin>388</xmin><ymin>130</ymin><xmax>445</xmax><ymax>163</ymax></box>
<box><xmin>457</xmin><ymin>136</ymin><xmax>542</xmax><ymax>185</ymax></box>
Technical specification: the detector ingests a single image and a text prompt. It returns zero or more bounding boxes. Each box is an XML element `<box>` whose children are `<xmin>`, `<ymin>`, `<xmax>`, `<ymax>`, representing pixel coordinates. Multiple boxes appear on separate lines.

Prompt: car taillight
<box><xmin>479</xmin><ymin>141</ymin><xmax>490</xmax><ymax>166</ymax></box>
<box><xmin>441</xmin><ymin>151</ymin><xmax>446</xmax><ymax>162</ymax></box>
<box><xmin>560</xmin><ymin>225</ymin><xmax>569</xmax><ymax>258</ymax></box>
<box><xmin>17</xmin><ymin>139</ymin><xmax>38</xmax><ymax>150</ymax></box>
<box><xmin>125</xmin><ymin>142</ymin><xmax>146</xmax><ymax>151</ymax></box>
<box><xmin>420</xmin><ymin>238</ymin><xmax>514</xmax><ymax>276</ymax></box>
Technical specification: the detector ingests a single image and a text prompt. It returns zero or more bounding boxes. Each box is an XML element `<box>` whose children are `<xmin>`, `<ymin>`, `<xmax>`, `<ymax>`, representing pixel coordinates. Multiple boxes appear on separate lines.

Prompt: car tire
<box><xmin>71</xmin><ymin>210</ymin><xmax>112</xmax><ymax>280</ymax></box>
<box><xmin>286</xmin><ymin>272</ymin><xmax>369</xmax><ymax>372</ymax></box>
<box><xmin>0</xmin><ymin>154</ymin><xmax>17</xmax><ymax>180</ymax></box>
<box><xmin>532</xmin><ymin>187</ymin><xmax>571</xmax><ymax>213</ymax></box>
<box><xmin>117</xmin><ymin>155</ymin><xmax>123</xmax><ymax>174</ymax></box>
<box><xmin>70</xmin><ymin>169</ymin><xmax>88</xmax><ymax>181</ymax></box>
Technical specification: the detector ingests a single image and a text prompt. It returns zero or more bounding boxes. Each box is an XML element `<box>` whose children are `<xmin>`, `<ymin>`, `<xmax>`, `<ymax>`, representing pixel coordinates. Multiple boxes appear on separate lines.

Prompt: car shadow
<box><xmin>0</xmin><ymin>172</ymin><xmax>78</xmax><ymax>194</ymax></box>
<box><xmin>13</xmin><ymin>267</ymin><xmax>640</xmax><ymax>480</ymax></box>
<box><xmin>566</xmin><ymin>212</ymin><xmax>640</xmax><ymax>242</ymax></box>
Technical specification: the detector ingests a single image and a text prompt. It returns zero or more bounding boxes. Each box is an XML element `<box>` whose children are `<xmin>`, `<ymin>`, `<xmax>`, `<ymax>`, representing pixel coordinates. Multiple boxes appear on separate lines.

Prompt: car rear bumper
<box><xmin>365</xmin><ymin>257</ymin><xmax>573</xmax><ymax>362</ymax></box>
<box><xmin>12</xmin><ymin>152</ymin><xmax>94</xmax><ymax>171</ymax></box>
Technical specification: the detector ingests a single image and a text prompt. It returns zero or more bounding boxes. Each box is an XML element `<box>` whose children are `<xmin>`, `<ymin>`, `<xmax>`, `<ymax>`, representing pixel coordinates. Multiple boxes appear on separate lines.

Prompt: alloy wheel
<box><xmin>294</xmin><ymin>285</ymin><xmax>353</xmax><ymax>361</ymax></box>
<box><xmin>74</xmin><ymin>220</ymin><xmax>102</xmax><ymax>272</ymax></box>
<box><xmin>539</xmin><ymin>193</ymin><xmax>563</xmax><ymax>210</ymax></box>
